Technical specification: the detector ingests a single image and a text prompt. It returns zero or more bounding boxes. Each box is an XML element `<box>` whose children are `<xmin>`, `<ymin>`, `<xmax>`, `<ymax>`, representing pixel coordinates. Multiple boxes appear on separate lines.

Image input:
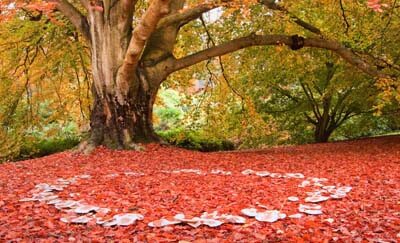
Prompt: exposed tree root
<box><xmin>74</xmin><ymin>139</ymin><xmax>147</xmax><ymax>155</ymax></box>
<box><xmin>76</xmin><ymin>140</ymin><xmax>97</xmax><ymax>155</ymax></box>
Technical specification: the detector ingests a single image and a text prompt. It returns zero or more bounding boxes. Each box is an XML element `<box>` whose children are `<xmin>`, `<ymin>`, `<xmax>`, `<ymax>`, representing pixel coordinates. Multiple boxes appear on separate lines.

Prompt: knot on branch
<box><xmin>290</xmin><ymin>35</ymin><xmax>305</xmax><ymax>50</ymax></box>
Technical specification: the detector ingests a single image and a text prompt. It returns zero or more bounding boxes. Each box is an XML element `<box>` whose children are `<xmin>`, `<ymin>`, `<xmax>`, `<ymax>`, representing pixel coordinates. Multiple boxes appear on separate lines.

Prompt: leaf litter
<box><xmin>0</xmin><ymin>136</ymin><xmax>399</xmax><ymax>241</ymax></box>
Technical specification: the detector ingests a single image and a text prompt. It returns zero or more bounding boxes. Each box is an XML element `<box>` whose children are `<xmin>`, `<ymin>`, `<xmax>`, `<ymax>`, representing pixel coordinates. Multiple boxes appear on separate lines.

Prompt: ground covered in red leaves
<box><xmin>0</xmin><ymin>136</ymin><xmax>399</xmax><ymax>242</ymax></box>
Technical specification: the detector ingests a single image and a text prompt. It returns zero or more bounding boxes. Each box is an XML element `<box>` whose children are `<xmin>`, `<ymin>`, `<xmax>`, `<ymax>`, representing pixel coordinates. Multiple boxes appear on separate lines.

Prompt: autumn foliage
<box><xmin>367</xmin><ymin>0</ymin><xmax>388</xmax><ymax>12</ymax></box>
<box><xmin>0</xmin><ymin>136</ymin><xmax>399</xmax><ymax>241</ymax></box>
<box><xmin>0</xmin><ymin>1</ymin><xmax>399</xmax><ymax>240</ymax></box>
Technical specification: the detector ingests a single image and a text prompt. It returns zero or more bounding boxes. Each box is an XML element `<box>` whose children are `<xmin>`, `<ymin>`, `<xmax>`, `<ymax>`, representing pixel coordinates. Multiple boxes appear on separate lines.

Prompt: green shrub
<box><xmin>17</xmin><ymin>136</ymin><xmax>80</xmax><ymax>160</ymax></box>
<box><xmin>158</xmin><ymin>128</ymin><xmax>235</xmax><ymax>152</ymax></box>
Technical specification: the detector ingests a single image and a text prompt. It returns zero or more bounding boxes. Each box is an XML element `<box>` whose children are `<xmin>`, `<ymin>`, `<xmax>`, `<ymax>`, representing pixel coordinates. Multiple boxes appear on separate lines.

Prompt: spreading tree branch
<box><xmin>300</xmin><ymin>81</ymin><xmax>322</xmax><ymax>119</ymax></box>
<box><xmin>304</xmin><ymin>112</ymin><xmax>318</xmax><ymax>125</ymax></box>
<box><xmin>260</xmin><ymin>0</ymin><xmax>398</xmax><ymax>79</ymax></box>
<box><xmin>170</xmin><ymin>34</ymin><xmax>386</xmax><ymax>80</ymax></box>
<box><xmin>339</xmin><ymin>0</ymin><xmax>350</xmax><ymax>34</ymax></box>
<box><xmin>122</xmin><ymin>0</ymin><xmax>170</xmax><ymax>67</ymax></box>
<box><xmin>79</xmin><ymin>0</ymin><xmax>90</xmax><ymax>10</ymax></box>
<box><xmin>331</xmin><ymin>87</ymin><xmax>353</xmax><ymax>122</ymax></box>
<box><xmin>116</xmin><ymin>0</ymin><xmax>170</xmax><ymax>102</ymax></box>
<box><xmin>336</xmin><ymin>109</ymin><xmax>355</xmax><ymax>127</ymax></box>
<box><xmin>272</xmin><ymin>85</ymin><xmax>300</xmax><ymax>103</ymax></box>
<box><xmin>55</xmin><ymin>0</ymin><xmax>90</xmax><ymax>41</ymax></box>
<box><xmin>199</xmin><ymin>15</ymin><xmax>244</xmax><ymax>101</ymax></box>
<box><xmin>260</xmin><ymin>0</ymin><xmax>322</xmax><ymax>35</ymax></box>
<box><xmin>157</xmin><ymin>3</ymin><xmax>218</xmax><ymax>29</ymax></box>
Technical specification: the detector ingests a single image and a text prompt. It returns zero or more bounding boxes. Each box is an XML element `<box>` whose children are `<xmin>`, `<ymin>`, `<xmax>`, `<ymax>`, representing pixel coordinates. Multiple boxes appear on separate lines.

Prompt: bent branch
<box><xmin>260</xmin><ymin>0</ymin><xmax>322</xmax><ymax>35</ymax></box>
<box><xmin>157</xmin><ymin>4</ymin><xmax>217</xmax><ymax>29</ymax></box>
<box><xmin>116</xmin><ymin>0</ymin><xmax>170</xmax><ymax>103</ymax></box>
<box><xmin>79</xmin><ymin>0</ymin><xmax>89</xmax><ymax>10</ymax></box>
<box><xmin>170</xmin><ymin>34</ymin><xmax>385</xmax><ymax>79</ymax></box>
<box><xmin>123</xmin><ymin>0</ymin><xmax>170</xmax><ymax>66</ymax></box>
<box><xmin>56</xmin><ymin>0</ymin><xmax>90</xmax><ymax>41</ymax></box>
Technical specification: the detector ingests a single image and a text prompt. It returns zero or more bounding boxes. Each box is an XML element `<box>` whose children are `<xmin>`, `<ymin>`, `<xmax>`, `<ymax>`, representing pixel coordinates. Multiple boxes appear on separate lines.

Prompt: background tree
<box><xmin>0</xmin><ymin>16</ymin><xmax>91</xmax><ymax>160</ymax></box>
<box><xmin>161</xmin><ymin>0</ymin><xmax>399</xmax><ymax>146</ymax></box>
<box><xmin>252</xmin><ymin>50</ymin><xmax>378</xmax><ymax>143</ymax></box>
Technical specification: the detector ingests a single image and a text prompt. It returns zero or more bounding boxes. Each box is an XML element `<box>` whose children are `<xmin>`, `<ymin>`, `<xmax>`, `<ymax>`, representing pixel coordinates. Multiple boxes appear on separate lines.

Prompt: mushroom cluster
<box><xmin>241</xmin><ymin>208</ymin><xmax>286</xmax><ymax>223</ymax></box>
<box><xmin>149</xmin><ymin>212</ymin><xmax>246</xmax><ymax>228</ymax></box>
<box><xmin>19</xmin><ymin>169</ymin><xmax>353</xmax><ymax>228</ymax></box>
<box><xmin>241</xmin><ymin>169</ymin><xmax>305</xmax><ymax>179</ymax></box>
<box><xmin>19</xmin><ymin>173</ymin><xmax>145</xmax><ymax>226</ymax></box>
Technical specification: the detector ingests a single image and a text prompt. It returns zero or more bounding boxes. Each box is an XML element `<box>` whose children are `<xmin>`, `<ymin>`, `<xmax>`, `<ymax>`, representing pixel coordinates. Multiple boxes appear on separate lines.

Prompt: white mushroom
<box><xmin>255</xmin><ymin>171</ymin><xmax>270</xmax><ymax>177</ymax></box>
<box><xmin>322</xmin><ymin>185</ymin><xmax>336</xmax><ymax>190</ymax></box>
<box><xmin>32</xmin><ymin>192</ymin><xmax>58</xmax><ymax>202</ymax></box>
<box><xmin>200</xmin><ymin>218</ymin><xmax>224</xmax><ymax>227</ymax></box>
<box><xmin>55</xmin><ymin>200</ymin><xmax>81</xmax><ymax>209</ymax></box>
<box><xmin>201</xmin><ymin>212</ymin><xmax>246</xmax><ymax>224</ymax></box>
<box><xmin>288</xmin><ymin>196</ymin><xmax>299</xmax><ymax>202</ymax></box>
<box><xmin>74</xmin><ymin>205</ymin><xmax>100</xmax><ymax>214</ymax></box>
<box><xmin>187</xmin><ymin>221</ymin><xmax>202</xmax><ymax>228</ymax></box>
<box><xmin>174</xmin><ymin>213</ymin><xmax>186</xmax><ymax>221</ymax></box>
<box><xmin>97</xmin><ymin>208</ymin><xmax>111</xmax><ymax>215</ymax></box>
<box><xmin>241</xmin><ymin>169</ymin><xmax>255</xmax><ymax>175</ymax></box>
<box><xmin>60</xmin><ymin>217</ymin><xmax>71</xmax><ymax>223</ymax></box>
<box><xmin>47</xmin><ymin>199</ymin><xmax>64</xmax><ymax>205</ymax></box>
<box><xmin>35</xmin><ymin>183</ymin><xmax>50</xmax><ymax>190</ymax></box>
<box><xmin>299</xmin><ymin>204</ymin><xmax>321</xmax><ymax>210</ymax></box>
<box><xmin>148</xmin><ymin>218</ymin><xmax>181</xmax><ymax>227</ymax></box>
<box><xmin>309</xmin><ymin>177</ymin><xmax>328</xmax><ymax>183</ymax></box>
<box><xmin>337</xmin><ymin>186</ymin><xmax>352</xmax><ymax>193</ymax></box>
<box><xmin>299</xmin><ymin>180</ymin><xmax>311</xmax><ymax>187</ymax></box>
<box><xmin>98</xmin><ymin>214</ymin><xmax>144</xmax><ymax>227</ymax></box>
<box><xmin>106</xmin><ymin>173</ymin><xmax>119</xmax><ymax>178</ymax></box>
<box><xmin>101</xmin><ymin>219</ymin><xmax>118</xmax><ymax>227</ymax></box>
<box><xmin>270</xmin><ymin>173</ymin><xmax>282</xmax><ymax>178</ymax></box>
<box><xmin>289</xmin><ymin>213</ymin><xmax>303</xmax><ymax>219</ymax></box>
<box><xmin>70</xmin><ymin>215</ymin><xmax>92</xmax><ymax>224</ymax></box>
<box><xmin>56</xmin><ymin>178</ymin><xmax>72</xmax><ymax>185</ymax></box>
<box><xmin>211</xmin><ymin>169</ymin><xmax>232</xmax><ymax>175</ymax></box>
<box><xmin>299</xmin><ymin>204</ymin><xmax>323</xmax><ymax>215</ymax></box>
<box><xmin>179</xmin><ymin>169</ymin><xmax>202</xmax><ymax>175</ymax></box>
<box><xmin>323</xmin><ymin>218</ymin><xmax>334</xmax><ymax>224</ymax></box>
<box><xmin>303</xmin><ymin>210</ymin><xmax>323</xmax><ymax>215</ymax></box>
<box><xmin>330</xmin><ymin>192</ymin><xmax>347</xmax><ymax>199</ymax></box>
<box><xmin>305</xmin><ymin>195</ymin><xmax>330</xmax><ymax>203</ymax></box>
<box><xmin>285</xmin><ymin>173</ymin><xmax>305</xmax><ymax>179</ymax></box>
<box><xmin>241</xmin><ymin>208</ymin><xmax>258</xmax><ymax>217</ymax></box>
<box><xmin>219</xmin><ymin>214</ymin><xmax>246</xmax><ymax>224</ymax></box>
<box><xmin>255</xmin><ymin>210</ymin><xmax>280</xmax><ymax>223</ymax></box>
<box><xmin>114</xmin><ymin>213</ymin><xmax>144</xmax><ymax>226</ymax></box>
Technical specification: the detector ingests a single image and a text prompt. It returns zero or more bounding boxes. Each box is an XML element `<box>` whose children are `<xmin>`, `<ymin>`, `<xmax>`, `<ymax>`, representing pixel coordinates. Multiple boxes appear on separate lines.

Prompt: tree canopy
<box><xmin>0</xmin><ymin>0</ymin><xmax>399</xmax><ymax>159</ymax></box>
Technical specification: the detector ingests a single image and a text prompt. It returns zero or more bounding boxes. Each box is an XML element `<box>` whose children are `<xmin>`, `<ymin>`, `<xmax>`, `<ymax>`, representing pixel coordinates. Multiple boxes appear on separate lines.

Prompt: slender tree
<box><xmin>3</xmin><ymin>0</ymin><xmax>395</xmax><ymax>151</ymax></box>
<box><xmin>274</xmin><ymin>62</ymin><xmax>376</xmax><ymax>143</ymax></box>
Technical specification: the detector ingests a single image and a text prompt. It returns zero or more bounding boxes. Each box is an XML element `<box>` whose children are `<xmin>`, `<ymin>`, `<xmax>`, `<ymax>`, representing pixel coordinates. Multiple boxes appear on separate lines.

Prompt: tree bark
<box><xmin>89</xmin><ymin>76</ymin><xmax>159</xmax><ymax>149</ymax></box>
<box><xmin>314</xmin><ymin>126</ymin><xmax>332</xmax><ymax>143</ymax></box>
<box><xmin>81</xmin><ymin>1</ymin><xmax>169</xmax><ymax>149</ymax></box>
<box><xmin>314</xmin><ymin>114</ymin><xmax>334</xmax><ymax>143</ymax></box>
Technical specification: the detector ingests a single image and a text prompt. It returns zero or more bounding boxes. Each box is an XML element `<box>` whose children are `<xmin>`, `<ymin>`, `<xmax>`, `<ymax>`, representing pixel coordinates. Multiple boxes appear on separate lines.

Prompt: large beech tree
<box><xmin>3</xmin><ymin>0</ymin><xmax>394</xmax><ymax>150</ymax></box>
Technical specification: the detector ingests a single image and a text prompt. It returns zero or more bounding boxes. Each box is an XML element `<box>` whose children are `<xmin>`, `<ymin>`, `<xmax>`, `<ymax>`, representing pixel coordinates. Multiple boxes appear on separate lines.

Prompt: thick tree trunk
<box><xmin>314</xmin><ymin>123</ymin><xmax>333</xmax><ymax>143</ymax></box>
<box><xmin>83</xmin><ymin>7</ymin><xmax>165</xmax><ymax>150</ymax></box>
<box><xmin>314</xmin><ymin>130</ymin><xmax>331</xmax><ymax>143</ymax></box>
<box><xmin>86</xmin><ymin>41</ymin><xmax>166</xmax><ymax>149</ymax></box>
<box><xmin>89</xmin><ymin>80</ymin><xmax>159</xmax><ymax>149</ymax></box>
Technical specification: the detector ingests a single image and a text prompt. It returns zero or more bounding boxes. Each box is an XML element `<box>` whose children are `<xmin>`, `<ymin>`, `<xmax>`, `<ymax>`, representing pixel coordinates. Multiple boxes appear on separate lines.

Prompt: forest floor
<box><xmin>0</xmin><ymin>136</ymin><xmax>399</xmax><ymax>242</ymax></box>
